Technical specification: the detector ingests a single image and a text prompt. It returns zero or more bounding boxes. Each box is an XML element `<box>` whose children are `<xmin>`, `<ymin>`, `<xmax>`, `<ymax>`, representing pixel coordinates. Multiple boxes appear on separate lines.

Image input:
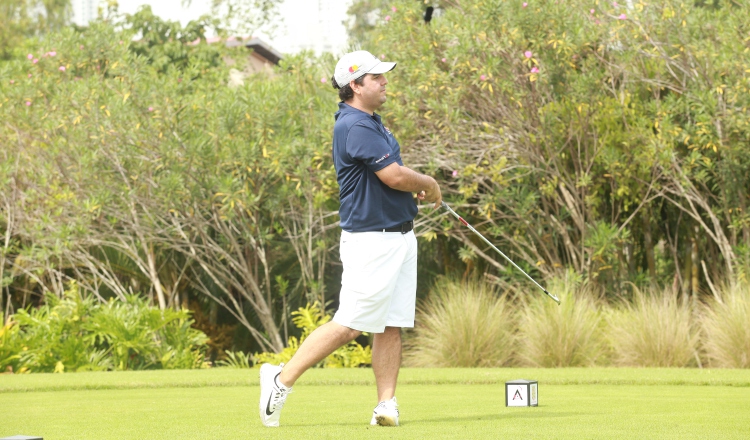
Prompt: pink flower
<box><xmin>59</xmin><ymin>66</ymin><xmax>66</xmax><ymax>72</ymax></box>
<box><xmin>49</xmin><ymin>51</ymin><xmax>56</xmax><ymax>56</ymax></box>
<box><xmin>480</xmin><ymin>74</ymin><xmax>487</xmax><ymax>81</ymax></box>
<box><xmin>391</xmin><ymin>6</ymin><xmax>397</xmax><ymax>12</ymax></box>
<box><xmin>119</xmin><ymin>40</ymin><xmax>123</xmax><ymax>44</ymax></box>
<box><xmin>27</xmin><ymin>54</ymin><xmax>33</xmax><ymax>59</ymax></box>
<box><xmin>613</xmin><ymin>1</ymin><xmax>618</xmax><ymax>6</ymax></box>
<box><xmin>33</xmin><ymin>58</ymin><xmax>38</xmax><ymax>64</ymax></box>
<box><xmin>531</xmin><ymin>67</ymin><xmax>539</xmax><ymax>73</ymax></box>
<box><xmin>618</xmin><ymin>13</ymin><xmax>627</xmax><ymax>19</ymax></box>
<box><xmin>452</xmin><ymin>170</ymin><xmax>459</xmax><ymax>177</ymax></box>
<box><xmin>10</xmin><ymin>80</ymin><xmax>14</xmax><ymax>84</ymax></box>
<box><xmin>320</xmin><ymin>77</ymin><xmax>327</xmax><ymax>83</ymax></box>
<box><xmin>441</xmin><ymin>57</ymin><xmax>447</xmax><ymax>62</ymax></box>
<box><xmin>28</xmin><ymin>74</ymin><xmax>32</xmax><ymax>78</ymax></box>
<box><xmin>523</xmin><ymin>2</ymin><xmax>528</xmax><ymax>7</ymax></box>
<box><xmin>385</xmin><ymin>15</ymin><xmax>391</xmax><ymax>22</ymax></box>
<box><xmin>524</xmin><ymin>51</ymin><xmax>533</xmax><ymax>58</ymax></box>
<box><xmin>148</xmin><ymin>107</ymin><xmax>154</xmax><ymax>112</ymax></box>
<box><xmin>380</xmin><ymin>54</ymin><xmax>385</xmax><ymax>59</ymax></box>
<box><xmin>590</xmin><ymin>8</ymin><xmax>595</xmax><ymax>14</ymax></box>
<box><xmin>79</xmin><ymin>45</ymin><xmax>84</xmax><ymax>50</ymax></box>
<box><xmin>25</xmin><ymin>101</ymin><xmax>31</xmax><ymax>106</ymax></box>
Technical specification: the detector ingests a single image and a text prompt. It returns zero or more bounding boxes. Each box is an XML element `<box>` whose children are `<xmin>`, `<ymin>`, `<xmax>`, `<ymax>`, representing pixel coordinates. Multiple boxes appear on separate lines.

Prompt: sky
<box><xmin>108</xmin><ymin>0</ymin><xmax>353</xmax><ymax>55</ymax></box>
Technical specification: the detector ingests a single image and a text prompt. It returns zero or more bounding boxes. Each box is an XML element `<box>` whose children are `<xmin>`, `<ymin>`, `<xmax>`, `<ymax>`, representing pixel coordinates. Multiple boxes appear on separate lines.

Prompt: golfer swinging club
<box><xmin>259</xmin><ymin>50</ymin><xmax>442</xmax><ymax>427</ymax></box>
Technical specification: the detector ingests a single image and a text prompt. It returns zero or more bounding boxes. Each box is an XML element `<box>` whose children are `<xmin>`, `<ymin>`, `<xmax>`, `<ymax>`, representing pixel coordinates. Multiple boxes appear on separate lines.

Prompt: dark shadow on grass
<box><xmin>283</xmin><ymin>409</ymin><xmax>578</xmax><ymax>427</ymax></box>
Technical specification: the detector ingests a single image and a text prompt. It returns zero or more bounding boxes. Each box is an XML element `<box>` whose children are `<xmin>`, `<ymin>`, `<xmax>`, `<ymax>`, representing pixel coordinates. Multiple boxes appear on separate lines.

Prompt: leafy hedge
<box><xmin>0</xmin><ymin>283</ymin><xmax>208</xmax><ymax>373</ymax></box>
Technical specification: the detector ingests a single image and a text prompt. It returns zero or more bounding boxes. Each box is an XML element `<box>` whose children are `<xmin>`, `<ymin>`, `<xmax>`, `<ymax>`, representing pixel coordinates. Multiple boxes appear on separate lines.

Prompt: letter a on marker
<box><xmin>513</xmin><ymin>389</ymin><xmax>523</xmax><ymax>400</ymax></box>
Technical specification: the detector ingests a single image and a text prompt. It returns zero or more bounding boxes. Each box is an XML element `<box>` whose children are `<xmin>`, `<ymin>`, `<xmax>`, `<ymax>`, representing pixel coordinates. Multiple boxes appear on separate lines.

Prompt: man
<box><xmin>259</xmin><ymin>50</ymin><xmax>442</xmax><ymax>428</ymax></box>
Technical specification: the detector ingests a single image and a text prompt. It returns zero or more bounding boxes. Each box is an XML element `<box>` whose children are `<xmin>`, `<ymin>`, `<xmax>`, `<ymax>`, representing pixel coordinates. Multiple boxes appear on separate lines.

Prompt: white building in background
<box><xmin>72</xmin><ymin>0</ymin><xmax>99</xmax><ymax>26</ymax></box>
<box><xmin>266</xmin><ymin>0</ymin><xmax>353</xmax><ymax>55</ymax></box>
<box><xmin>70</xmin><ymin>0</ymin><xmax>354</xmax><ymax>56</ymax></box>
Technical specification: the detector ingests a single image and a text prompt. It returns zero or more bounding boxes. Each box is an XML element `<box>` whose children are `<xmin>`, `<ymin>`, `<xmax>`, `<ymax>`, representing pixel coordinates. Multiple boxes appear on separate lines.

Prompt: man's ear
<box><xmin>349</xmin><ymin>79</ymin><xmax>360</xmax><ymax>94</ymax></box>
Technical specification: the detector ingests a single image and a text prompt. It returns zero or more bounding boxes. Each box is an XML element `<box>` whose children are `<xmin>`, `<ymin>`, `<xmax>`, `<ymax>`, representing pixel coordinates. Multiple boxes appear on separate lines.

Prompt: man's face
<box><xmin>352</xmin><ymin>73</ymin><xmax>389</xmax><ymax>111</ymax></box>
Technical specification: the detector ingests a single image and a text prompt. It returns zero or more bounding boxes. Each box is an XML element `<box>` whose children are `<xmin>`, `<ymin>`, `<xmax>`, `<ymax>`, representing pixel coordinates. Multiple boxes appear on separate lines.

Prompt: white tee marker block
<box><xmin>505</xmin><ymin>379</ymin><xmax>538</xmax><ymax>407</ymax></box>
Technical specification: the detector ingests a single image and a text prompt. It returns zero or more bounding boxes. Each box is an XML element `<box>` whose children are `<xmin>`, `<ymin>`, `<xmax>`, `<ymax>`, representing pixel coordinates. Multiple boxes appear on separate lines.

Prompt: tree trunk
<box><xmin>643</xmin><ymin>213</ymin><xmax>656</xmax><ymax>284</ymax></box>
<box><xmin>691</xmin><ymin>226</ymin><xmax>699</xmax><ymax>300</ymax></box>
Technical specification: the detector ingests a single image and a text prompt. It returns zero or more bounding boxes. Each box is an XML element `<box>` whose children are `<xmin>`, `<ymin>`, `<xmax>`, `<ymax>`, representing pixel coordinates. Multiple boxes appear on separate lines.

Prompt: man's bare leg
<box><xmin>372</xmin><ymin>326</ymin><xmax>402</xmax><ymax>402</ymax></box>
<box><xmin>278</xmin><ymin>321</ymin><xmax>361</xmax><ymax>387</ymax></box>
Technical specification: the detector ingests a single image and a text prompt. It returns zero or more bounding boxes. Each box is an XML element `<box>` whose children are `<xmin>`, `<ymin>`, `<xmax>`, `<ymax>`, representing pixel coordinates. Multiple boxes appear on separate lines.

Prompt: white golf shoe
<box><xmin>370</xmin><ymin>396</ymin><xmax>399</xmax><ymax>426</ymax></box>
<box><xmin>259</xmin><ymin>363</ymin><xmax>292</xmax><ymax>427</ymax></box>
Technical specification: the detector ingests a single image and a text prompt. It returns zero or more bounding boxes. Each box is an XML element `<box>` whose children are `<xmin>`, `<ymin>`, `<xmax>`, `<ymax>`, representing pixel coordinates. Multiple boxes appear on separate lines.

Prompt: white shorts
<box><xmin>332</xmin><ymin>229</ymin><xmax>418</xmax><ymax>333</ymax></box>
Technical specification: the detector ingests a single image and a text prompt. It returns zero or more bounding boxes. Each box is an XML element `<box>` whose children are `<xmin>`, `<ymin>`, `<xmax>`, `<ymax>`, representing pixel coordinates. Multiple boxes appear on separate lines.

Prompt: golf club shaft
<box><xmin>441</xmin><ymin>201</ymin><xmax>561</xmax><ymax>304</ymax></box>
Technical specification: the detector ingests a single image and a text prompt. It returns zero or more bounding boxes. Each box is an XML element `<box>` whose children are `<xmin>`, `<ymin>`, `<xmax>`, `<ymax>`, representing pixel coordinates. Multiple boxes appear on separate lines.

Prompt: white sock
<box><xmin>275</xmin><ymin>374</ymin><xmax>290</xmax><ymax>390</ymax></box>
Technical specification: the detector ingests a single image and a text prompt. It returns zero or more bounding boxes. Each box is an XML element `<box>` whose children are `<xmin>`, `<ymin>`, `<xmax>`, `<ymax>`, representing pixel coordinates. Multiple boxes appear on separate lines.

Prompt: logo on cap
<box><xmin>348</xmin><ymin>64</ymin><xmax>359</xmax><ymax>73</ymax></box>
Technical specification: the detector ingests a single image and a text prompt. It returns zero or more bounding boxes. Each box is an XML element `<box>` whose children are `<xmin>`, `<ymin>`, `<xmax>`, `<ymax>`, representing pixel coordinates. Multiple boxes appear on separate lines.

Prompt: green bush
<box><xmin>404</xmin><ymin>277</ymin><xmax>514</xmax><ymax>367</ymax></box>
<box><xmin>702</xmin><ymin>284</ymin><xmax>750</xmax><ymax>368</ymax></box>
<box><xmin>215</xmin><ymin>350</ymin><xmax>253</xmax><ymax>369</ymax></box>
<box><xmin>517</xmin><ymin>272</ymin><xmax>606</xmax><ymax>367</ymax></box>
<box><xmin>607</xmin><ymin>287</ymin><xmax>699</xmax><ymax>367</ymax></box>
<box><xmin>0</xmin><ymin>283</ymin><xmax>208</xmax><ymax>373</ymax></box>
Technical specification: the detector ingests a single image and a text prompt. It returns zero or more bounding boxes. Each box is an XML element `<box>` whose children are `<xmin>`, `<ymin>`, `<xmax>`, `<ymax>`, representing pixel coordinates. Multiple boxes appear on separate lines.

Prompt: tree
<box><xmin>0</xmin><ymin>0</ymin><xmax>72</xmax><ymax>58</ymax></box>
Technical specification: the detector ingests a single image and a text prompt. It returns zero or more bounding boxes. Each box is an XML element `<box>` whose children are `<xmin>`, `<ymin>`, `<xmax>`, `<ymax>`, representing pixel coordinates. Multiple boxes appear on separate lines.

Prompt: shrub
<box><xmin>403</xmin><ymin>277</ymin><xmax>514</xmax><ymax>367</ymax></box>
<box><xmin>517</xmin><ymin>272</ymin><xmax>606</xmax><ymax>367</ymax></box>
<box><xmin>215</xmin><ymin>350</ymin><xmax>253</xmax><ymax>368</ymax></box>
<box><xmin>607</xmin><ymin>287</ymin><xmax>699</xmax><ymax>367</ymax></box>
<box><xmin>84</xmin><ymin>295</ymin><xmax>209</xmax><ymax>370</ymax></box>
<box><xmin>0</xmin><ymin>313</ymin><xmax>22</xmax><ymax>373</ymax></box>
<box><xmin>1</xmin><ymin>283</ymin><xmax>208</xmax><ymax>373</ymax></box>
<box><xmin>702</xmin><ymin>284</ymin><xmax>750</xmax><ymax>368</ymax></box>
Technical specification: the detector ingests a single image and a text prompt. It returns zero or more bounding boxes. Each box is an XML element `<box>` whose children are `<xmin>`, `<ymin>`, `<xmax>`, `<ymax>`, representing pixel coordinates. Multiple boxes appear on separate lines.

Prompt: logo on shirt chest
<box><xmin>375</xmin><ymin>153</ymin><xmax>390</xmax><ymax>164</ymax></box>
<box><xmin>384</xmin><ymin>126</ymin><xmax>392</xmax><ymax>135</ymax></box>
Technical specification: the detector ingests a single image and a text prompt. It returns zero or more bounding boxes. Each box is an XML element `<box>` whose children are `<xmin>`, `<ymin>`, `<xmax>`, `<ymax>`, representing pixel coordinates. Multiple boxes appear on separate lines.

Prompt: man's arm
<box><xmin>375</xmin><ymin>162</ymin><xmax>442</xmax><ymax>208</ymax></box>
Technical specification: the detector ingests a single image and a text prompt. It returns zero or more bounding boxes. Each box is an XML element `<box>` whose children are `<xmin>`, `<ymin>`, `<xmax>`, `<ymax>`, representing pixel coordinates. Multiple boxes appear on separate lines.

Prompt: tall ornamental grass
<box><xmin>607</xmin><ymin>288</ymin><xmax>699</xmax><ymax>367</ymax></box>
<box><xmin>404</xmin><ymin>277</ymin><xmax>515</xmax><ymax>367</ymax></box>
<box><xmin>517</xmin><ymin>273</ymin><xmax>606</xmax><ymax>367</ymax></box>
<box><xmin>702</xmin><ymin>284</ymin><xmax>750</xmax><ymax>368</ymax></box>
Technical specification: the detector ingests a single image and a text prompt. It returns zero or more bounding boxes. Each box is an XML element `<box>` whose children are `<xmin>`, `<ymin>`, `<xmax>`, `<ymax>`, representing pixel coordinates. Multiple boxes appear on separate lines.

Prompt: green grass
<box><xmin>2</xmin><ymin>368</ymin><xmax>750</xmax><ymax>439</ymax></box>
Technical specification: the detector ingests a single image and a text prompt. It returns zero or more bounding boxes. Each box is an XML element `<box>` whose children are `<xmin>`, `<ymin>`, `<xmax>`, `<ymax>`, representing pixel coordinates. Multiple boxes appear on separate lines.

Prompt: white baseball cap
<box><xmin>333</xmin><ymin>50</ymin><xmax>396</xmax><ymax>88</ymax></box>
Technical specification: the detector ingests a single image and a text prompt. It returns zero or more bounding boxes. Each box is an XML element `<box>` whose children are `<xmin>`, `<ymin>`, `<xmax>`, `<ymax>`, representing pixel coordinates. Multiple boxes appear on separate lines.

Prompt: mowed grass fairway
<box><xmin>2</xmin><ymin>368</ymin><xmax>749</xmax><ymax>439</ymax></box>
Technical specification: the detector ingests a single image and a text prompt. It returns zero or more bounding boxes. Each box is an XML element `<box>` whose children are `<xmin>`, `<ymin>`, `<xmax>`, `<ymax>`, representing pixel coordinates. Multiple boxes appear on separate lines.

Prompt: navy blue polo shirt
<box><xmin>332</xmin><ymin>102</ymin><xmax>418</xmax><ymax>232</ymax></box>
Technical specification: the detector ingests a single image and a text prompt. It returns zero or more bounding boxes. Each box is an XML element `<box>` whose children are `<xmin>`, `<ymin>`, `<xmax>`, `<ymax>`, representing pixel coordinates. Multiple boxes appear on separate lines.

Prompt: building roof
<box><xmin>191</xmin><ymin>36</ymin><xmax>283</xmax><ymax>65</ymax></box>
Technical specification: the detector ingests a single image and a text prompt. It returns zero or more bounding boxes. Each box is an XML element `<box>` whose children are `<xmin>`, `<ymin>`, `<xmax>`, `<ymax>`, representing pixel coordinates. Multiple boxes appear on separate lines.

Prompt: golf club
<box><xmin>441</xmin><ymin>201</ymin><xmax>561</xmax><ymax>305</ymax></box>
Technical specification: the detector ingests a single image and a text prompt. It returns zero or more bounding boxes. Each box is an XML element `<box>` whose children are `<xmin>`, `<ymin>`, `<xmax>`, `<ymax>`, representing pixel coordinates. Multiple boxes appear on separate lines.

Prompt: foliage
<box><xmin>0</xmin><ymin>0</ymin><xmax>72</xmax><ymax>58</ymax></box>
<box><xmin>516</xmin><ymin>272</ymin><xmax>607</xmax><ymax>367</ymax></box>
<box><xmin>123</xmin><ymin>5</ymin><xmax>224</xmax><ymax>74</ymax></box>
<box><xmin>403</xmin><ymin>276</ymin><xmax>514</xmax><ymax>367</ymax></box>
<box><xmin>362</xmin><ymin>0</ymin><xmax>750</xmax><ymax>296</ymax></box>
<box><xmin>702</xmin><ymin>282</ymin><xmax>750</xmax><ymax>368</ymax></box>
<box><xmin>0</xmin><ymin>282</ymin><xmax>208</xmax><ymax>373</ymax></box>
<box><xmin>253</xmin><ymin>302</ymin><xmax>372</xmax><ymax>368</ymax></box>
<box><xmin>215</xmin><ymin>350</ymin><xmax>253</xmax><ymax>368</ymax></box>
<box><xmin>607</xmin><ymin>287</ymin><xmax>700</xmax><ymax>367</ymax></box>
<box><xmin>0</xmin><ymin>18</ymin><xmax>338</xmax><ymax>353</ymax></box>
<box><xmin>206</xmin><ymin>0</ymin><xmax>281</xmax><ymax>37</ymax></box>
